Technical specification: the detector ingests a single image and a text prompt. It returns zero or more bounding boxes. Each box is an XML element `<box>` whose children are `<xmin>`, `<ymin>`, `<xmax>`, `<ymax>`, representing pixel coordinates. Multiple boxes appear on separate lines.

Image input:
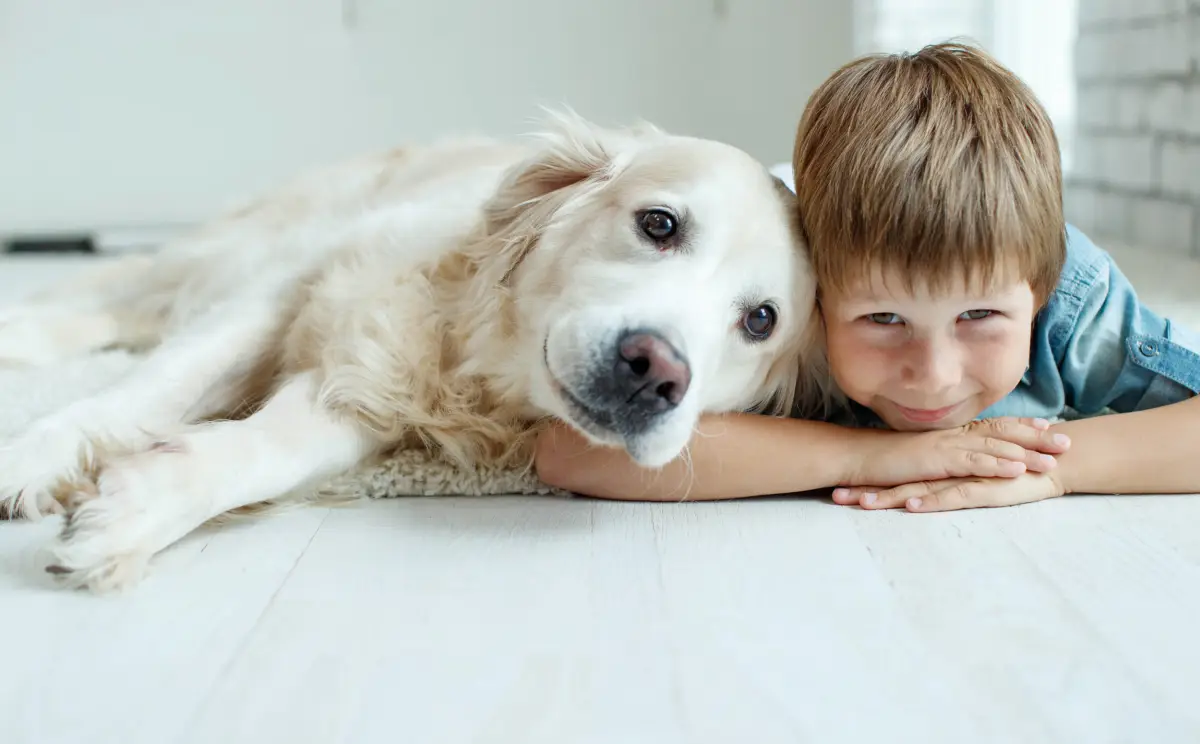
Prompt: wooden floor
<box><xmin>2</xmin><ymin>250</ymin><xmax>1200</xmax><ymax>743</ymax></box>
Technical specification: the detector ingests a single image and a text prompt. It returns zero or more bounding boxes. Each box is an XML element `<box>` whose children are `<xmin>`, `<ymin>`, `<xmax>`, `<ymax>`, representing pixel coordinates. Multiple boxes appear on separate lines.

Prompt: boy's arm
<box><xmin>1051</xmin><ymin>394</ymin><xmax>1200</xmax><ymax>494</ymax></box>
<box><xmin>535</xmin><ymin>414</ymin><xmax>855</xmax><ymax>501</ymax></box>
<box><xmin>534</xmin><ymin>413</ymin><xmax>1068</xmax><ymax>501</ymax></box>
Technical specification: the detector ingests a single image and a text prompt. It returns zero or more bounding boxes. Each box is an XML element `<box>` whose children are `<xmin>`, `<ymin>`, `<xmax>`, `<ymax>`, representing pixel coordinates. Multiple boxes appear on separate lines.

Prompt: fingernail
<box><xmin>1033</xmin><ymin>418</ymin><xmax>1050</xmax><ymax>429</ymax></box>
<box><xmin>1040</xmin><ymin>453</ymin><xmax>1057</xmax><ymax>468</ymax></box>
<box><xmin>862</xmin><ymin>492</ymin><xmax>877</xmax><ymax>505</ymax></box>
<box><xmin>1053</xmin><ymin>433</ymin><xmax>1071</xmax><ymax>447</ymax></box>
<box><xmin>907</xmin><ymin>497</ymin><xmax>923</xmax><ymax>510</ymax></box>
<box><xmin>832</xmin><ymin>488</ymin><xmax>849</xmax><ymax>500</ymax></box>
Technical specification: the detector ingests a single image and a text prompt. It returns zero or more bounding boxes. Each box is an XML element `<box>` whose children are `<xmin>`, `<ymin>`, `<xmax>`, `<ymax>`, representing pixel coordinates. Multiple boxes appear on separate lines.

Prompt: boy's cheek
<box><xmin>979</xmin><ymin>328</ymin><xmax>1035</xmax><ymax>397</ymax></box>
<box><xmin>825</xmin><ymin>330</ymin><xmax>888</xmax><ymax>394</ymax></box>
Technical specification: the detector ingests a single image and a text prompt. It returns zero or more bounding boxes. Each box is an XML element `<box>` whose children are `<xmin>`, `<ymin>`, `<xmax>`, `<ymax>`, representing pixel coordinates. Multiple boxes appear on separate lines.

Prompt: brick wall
<box><xmin>1068</xmin><ymin>0</ymin><xmax>1200</xmax><ymax>258</ymax></box>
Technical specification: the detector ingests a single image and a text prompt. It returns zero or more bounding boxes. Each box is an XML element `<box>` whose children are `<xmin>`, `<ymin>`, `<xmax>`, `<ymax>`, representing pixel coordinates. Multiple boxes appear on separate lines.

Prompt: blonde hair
<box><xmin>792</xmin><ymin>42</ymin><xmax>1065</xmax><ymax>304</ymax></box>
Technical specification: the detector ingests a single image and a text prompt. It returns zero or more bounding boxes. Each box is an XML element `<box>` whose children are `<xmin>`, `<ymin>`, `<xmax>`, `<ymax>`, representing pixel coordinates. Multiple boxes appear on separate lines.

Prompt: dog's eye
<box><xmin>742</xmin><ymin>305</ymin><xmax>777</xmax><ymax>341</ymax></box>
<box><xmin>637</xmin><ymin>209</ymin><xmax>678</xmax><ymax>242</ymax></box>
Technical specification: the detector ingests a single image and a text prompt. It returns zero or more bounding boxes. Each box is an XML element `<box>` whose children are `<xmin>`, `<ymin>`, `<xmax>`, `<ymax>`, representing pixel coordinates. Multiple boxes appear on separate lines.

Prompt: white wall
<box><xmin>1068</xmin><ymin>0</ymin><xmax>1200</xmax><ymax>259</ymax></box>
<box><xmin>686</xmin><ymin>1</ymin><xmax>854</xmax><ymax>175</ymax></box>
<box><xmin>0</xmin><ymin>0</ymin><xmax>851</xmax><ymax>239</ymax></box>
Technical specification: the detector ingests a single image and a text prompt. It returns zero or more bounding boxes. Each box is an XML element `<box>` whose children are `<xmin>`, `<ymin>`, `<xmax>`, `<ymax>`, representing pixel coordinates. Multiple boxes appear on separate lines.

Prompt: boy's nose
<box><xmin>904</xmin><ymin>339</ymin><xmax>962</xmax><ymax>392</ymax></box>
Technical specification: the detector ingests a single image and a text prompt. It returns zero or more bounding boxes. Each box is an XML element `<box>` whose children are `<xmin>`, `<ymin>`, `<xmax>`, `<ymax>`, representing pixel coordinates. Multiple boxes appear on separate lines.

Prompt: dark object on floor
<box><xmin>4</xmin><ymin>234</ymin><xmax>97</xmax><ymax>253</ymax></box>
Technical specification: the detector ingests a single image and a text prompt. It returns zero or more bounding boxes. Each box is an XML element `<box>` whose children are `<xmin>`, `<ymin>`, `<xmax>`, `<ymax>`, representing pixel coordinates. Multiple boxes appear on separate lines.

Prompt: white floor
<box><xmin>2</xmin><ymin>249</ymin><xmax>1200</xmax><ymax>744</ymax></box>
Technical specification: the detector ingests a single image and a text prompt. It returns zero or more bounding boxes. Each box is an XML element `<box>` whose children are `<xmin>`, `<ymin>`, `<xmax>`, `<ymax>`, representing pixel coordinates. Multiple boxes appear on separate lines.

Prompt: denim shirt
<box><xmin>824</xmin><ymin>225</ymin><xmax>1200</xmax><ymax>429</ymax></box>
<box><xmin>766</xmin><ymin>162</ymin><xmax>1200</xmax><ymax>427</ymax></box>
<box><xmin>985</xmin><ymin>225</ymin><xmax>1200</xmax><ymax>419</ymax></box>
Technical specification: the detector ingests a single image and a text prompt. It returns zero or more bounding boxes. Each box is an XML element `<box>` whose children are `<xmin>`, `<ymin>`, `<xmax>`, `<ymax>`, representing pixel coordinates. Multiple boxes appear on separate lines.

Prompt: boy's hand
<box><xmin>832</xmin><ymin>470</ymin><xmax>1066</xmax><ymax>512</ymax></box>
<box><xmin>843</xmin><ymin>417</ymin><xmax>1070</xmax><ymax>489</ymax></box>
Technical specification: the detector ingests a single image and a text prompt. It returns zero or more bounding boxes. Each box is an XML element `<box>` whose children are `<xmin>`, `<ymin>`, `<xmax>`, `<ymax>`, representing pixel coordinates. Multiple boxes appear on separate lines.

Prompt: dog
<box><xmin>0</xmin><ymin>111</ymin><xmax>827</xmax><ymax>591</ymax></box>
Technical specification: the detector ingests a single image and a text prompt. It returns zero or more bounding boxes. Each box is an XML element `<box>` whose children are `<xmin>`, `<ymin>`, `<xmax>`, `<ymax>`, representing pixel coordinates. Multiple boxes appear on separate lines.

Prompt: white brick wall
<box><xmin>1069</xmin><ymin>0</ymin><xmax>1200</xmax><ymax>257</ymax></box>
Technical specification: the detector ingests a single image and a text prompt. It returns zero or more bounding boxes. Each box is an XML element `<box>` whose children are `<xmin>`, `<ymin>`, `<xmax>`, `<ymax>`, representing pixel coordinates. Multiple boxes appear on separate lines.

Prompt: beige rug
<box><xmin>0</xmin><ymin>351</ymin><xmax>566</xmax><ymax>500</ymax></box>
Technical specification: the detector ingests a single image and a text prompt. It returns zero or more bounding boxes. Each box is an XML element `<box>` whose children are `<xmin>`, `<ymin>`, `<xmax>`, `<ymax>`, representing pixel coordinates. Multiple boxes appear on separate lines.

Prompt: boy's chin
<box><xmin>876</xmin><ymin>402</ymin><xmax>983</xmax><ymax>432</ymax></box>
<box><xmin>882</xmin><ymin>416</ymin><xmax>968</xmax><ymax>432</ymax></box>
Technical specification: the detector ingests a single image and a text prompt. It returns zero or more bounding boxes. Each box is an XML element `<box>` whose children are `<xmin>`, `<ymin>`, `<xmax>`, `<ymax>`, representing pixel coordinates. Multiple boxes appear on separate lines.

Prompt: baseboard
<box><xmin>3</xmin><ymin>235</ymin><xmax>97</xmax><ymax>254</ymax></box>
<box><xmin>2</xmin><ymin>224</ymin><xmax>186</xmax><ymax>255</ymax></box>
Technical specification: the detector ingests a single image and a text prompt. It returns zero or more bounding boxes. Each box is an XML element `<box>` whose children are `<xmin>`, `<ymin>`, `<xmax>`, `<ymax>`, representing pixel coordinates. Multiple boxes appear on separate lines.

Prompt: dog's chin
<box><xmin>555</xmin><ymin>389</ymin><xmax>622</xmax><ymax>446</ymax></box>
<box><xmin>621</xmin><ymin>437</ymin><xmax>686</xmax><ymax>470</ymax></box>
<box><xmin>548</xmin><ymin>380</ymin><xmax>685</xmax><ymax>469</ymax></box>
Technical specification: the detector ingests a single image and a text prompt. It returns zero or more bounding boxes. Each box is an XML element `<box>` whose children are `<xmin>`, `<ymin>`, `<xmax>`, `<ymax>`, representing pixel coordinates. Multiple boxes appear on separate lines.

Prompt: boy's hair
<box><xmin>792</xmin><ymin>42</ymin><xmax>1065</xmax><ymax>304</ymax></box>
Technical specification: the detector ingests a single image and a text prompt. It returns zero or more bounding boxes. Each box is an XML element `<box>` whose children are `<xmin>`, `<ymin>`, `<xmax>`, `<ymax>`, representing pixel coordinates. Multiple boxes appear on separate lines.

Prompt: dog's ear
<box><xmin>485</xmin><ymin>109</ymin><xmax>617</xmax><ymax>229</ymax></box>
<box><xmin>473</xmin><ymin>110</ymin><xmax>640</xmax><ymax>290</ymax></box>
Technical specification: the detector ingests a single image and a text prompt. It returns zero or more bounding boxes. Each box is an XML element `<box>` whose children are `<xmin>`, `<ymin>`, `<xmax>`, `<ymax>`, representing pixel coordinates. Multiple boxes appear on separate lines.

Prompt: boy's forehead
<box><xmin>827</xmin><ymin>262</ymin><xmax>1032</xmax><ymax>302</ymax></box>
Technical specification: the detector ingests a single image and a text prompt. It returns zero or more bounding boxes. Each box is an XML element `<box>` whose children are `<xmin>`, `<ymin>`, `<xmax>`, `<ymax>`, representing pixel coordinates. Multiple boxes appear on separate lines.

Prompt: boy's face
<box><xmin>820</xmin><ymin>269</ymin><xmax>1037</xmax><ymax>431</ymax></box>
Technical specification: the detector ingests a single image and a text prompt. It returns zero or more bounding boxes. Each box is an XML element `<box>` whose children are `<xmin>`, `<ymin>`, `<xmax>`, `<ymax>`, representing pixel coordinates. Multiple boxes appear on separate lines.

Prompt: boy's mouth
<box><xmin>894</xmin><ymin>402</ymin><xmax>961</xmax><ymax>424</ymax></box>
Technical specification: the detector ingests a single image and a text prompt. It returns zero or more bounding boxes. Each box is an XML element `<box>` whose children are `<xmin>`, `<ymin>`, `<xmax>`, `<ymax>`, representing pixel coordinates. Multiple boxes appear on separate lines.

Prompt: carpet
<box><xmin>0</xmin><ymin>351</ymin><xmax>566</xmax><ymax>500</ymax></box>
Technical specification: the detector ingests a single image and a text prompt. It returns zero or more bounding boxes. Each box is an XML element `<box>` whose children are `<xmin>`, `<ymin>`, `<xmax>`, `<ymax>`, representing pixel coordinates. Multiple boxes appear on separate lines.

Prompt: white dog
<box><xmin>0</xmin><ymin>111</ymin><xmax>826</xmax><ymax>591</ymax></box>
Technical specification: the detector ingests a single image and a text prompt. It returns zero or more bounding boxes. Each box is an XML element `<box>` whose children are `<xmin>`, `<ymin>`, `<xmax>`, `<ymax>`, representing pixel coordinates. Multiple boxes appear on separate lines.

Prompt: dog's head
<box><xmin>481</xmin><ymin>111</ymin><xmax>824</xmax><ymax>468</ymax></box>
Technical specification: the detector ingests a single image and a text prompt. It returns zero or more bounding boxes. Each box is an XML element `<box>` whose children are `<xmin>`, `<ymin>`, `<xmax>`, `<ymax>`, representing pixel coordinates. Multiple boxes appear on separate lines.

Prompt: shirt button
<box><xmin>1138</xmin><ymin>340</ymin><xmax>1159</xmax><ymax>356</ymax></box>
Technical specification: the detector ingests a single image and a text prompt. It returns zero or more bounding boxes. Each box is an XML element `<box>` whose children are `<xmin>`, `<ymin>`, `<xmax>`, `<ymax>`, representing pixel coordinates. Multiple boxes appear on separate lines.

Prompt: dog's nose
<box><xmin>614</xmin><ymin>330</ymin><xmax>691</xmax><ymax>412</ymax></box>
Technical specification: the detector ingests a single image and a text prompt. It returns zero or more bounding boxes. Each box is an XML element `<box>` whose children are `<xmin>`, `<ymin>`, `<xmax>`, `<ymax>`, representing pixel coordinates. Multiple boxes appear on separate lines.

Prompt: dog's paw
<box><xmin>0</xmin><ymin>478</ymin><xmax>66</xmax><ymax>520</ymax></box>
<box><xmin>43</xmin><ymin>441</ymin><xmax>207</xmax><ymax>592</ymax></box>
<box><xmin>0</xmin><ymin>426</ymin><xmax>94</xmax><ymax>521</ymax></box>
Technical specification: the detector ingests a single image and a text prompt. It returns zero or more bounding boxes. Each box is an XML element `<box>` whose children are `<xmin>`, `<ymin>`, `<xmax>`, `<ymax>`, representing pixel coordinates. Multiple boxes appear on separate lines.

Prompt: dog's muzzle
<box><xmin>572</xmin><ymin>328</ymin><xmax>691</xmax><ymax>436</ymax></box>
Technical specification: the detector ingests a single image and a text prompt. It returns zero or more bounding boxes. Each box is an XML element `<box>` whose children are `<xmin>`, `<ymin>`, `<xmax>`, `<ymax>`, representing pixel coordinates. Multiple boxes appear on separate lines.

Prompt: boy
<box><xmin>533</xmin><ymin>43</ymin><xmax>1200</xmax><ymax>512</ymax></box>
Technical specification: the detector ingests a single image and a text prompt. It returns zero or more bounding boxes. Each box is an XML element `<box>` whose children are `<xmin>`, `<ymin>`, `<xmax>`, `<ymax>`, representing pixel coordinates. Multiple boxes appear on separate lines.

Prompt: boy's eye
<box><xmin>959</xmin><ymin>309</ymin><xmax>994</xmax><ymax>321</ymax></box>
<box><xmin>867</xmin><ymin>312</ymin><xmax>903</xmax><ymax>325</ymax></box>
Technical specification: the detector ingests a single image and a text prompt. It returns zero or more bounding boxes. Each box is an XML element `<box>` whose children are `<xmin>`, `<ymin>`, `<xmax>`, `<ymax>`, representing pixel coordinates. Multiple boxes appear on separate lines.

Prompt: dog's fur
<box><xmin>0</xmin><ymin>111</ymin><xmax>827</xmax><ymax>591</ymax></box>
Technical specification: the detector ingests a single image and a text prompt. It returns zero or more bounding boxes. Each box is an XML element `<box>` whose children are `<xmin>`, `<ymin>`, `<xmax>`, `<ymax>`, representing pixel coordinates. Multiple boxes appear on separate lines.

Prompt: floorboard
<box><xmin>2</xmin><ymin>249</ymin><xmax>1199</xmax><ymax>743</ymax></box>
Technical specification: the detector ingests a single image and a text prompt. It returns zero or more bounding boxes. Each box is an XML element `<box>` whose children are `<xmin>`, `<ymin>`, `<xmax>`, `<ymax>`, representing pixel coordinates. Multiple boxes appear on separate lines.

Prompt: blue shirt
<box><xmin>822</xmin><ymin>225</ymin><xmax>1200</xmax><ymax>429</ymax></box>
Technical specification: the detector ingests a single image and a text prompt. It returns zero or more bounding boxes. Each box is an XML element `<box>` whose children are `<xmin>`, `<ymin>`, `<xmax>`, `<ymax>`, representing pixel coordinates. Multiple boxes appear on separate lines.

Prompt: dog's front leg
<box><xmin>44</xmin><ymin>372</ymin><xmax>378</xmax><ymax>592</ymax></box>
<box><xmin>0</xmin><ymin>295</ymin><xmax>286</xmax><ymax>520</ymax></box>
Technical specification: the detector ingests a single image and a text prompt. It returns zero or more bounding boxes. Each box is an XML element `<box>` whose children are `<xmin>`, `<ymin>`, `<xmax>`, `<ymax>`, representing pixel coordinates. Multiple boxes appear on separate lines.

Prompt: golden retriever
<box><xmin>0</xmin><ymin>111</ymin><xmax>825</xmax><ymax>591</ymax></box>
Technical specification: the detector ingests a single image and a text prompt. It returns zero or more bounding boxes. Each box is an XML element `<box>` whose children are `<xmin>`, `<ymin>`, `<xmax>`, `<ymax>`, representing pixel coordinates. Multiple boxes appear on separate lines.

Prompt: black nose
<box><xmin>612</xmin><ymin>330</ymin><xmax>692</xmax><ymax>414</ymax></box>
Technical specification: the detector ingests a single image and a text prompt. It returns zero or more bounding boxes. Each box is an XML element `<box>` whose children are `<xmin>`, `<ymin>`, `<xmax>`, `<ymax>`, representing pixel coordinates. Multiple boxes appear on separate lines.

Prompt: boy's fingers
<box><xmin>956</xmin><ymin>448</ymin><xmax>1027</xmax><ymax>478</ymax></box>
<box><xmin>906</xmin><ymin>478</ymin><xmax>1040</xmax><ymax>512</ymax></box>
<box><xmin>861</xmin><ymin>481</ymin><xmax>936</xmax><ymax>510</ymax></box>
<box><xmin>832</xmin><ymin>486</ymin><xmax>905</xmax><ymax>508</ymax></box>
<box><xmin>991</xmin><ymin>416</ymin><xmax>1050</xmax><ymax>430</ymax></box>
<box><xmin>907</xmin><ymin>478</ymin><xmax>1051</xmax><ymax>512</ymax></box>
<box><xmin>1024</xmin><ymin>451</ymin><xmax>1059</xmax><ymax>473</ymax></box>
<box><xmin>970</xmin><ymin>440</ymin><xmax>1056</xmax><ymax>474</ymax></box>
<box><xmin>905</xmin><ymin>481</ymin><xmax>977</xmax><ymax>512</ymax></box>
<box><xmin>1017</xmin><ymin>417</ymin><xmax>1051</xmax><ymax>430</ymax></box>
<box><xmin>976</xmin><ymin>418</ymin><xmax>1071</xmax><ymax>454</ymax></box>
<box><xmin>905</xmin><ymin>473</ymin><xmax>1067</xmax><ymax>513</ymax></box>
<box><xmin>831</xmin><ymin>487</ymin><xmax>858</xmax><ymax>505</ymax></box>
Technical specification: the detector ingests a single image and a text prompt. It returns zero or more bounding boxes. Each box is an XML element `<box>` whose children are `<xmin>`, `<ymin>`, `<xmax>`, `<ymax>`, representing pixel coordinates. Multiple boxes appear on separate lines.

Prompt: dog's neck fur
<box><xmin>401</xmin><ymin>172</ymin><xmax>594</xmax><ymax>470</ymax></box>
<box><xmin>406</xmin><ymin>222</ymin><xmax>548</xmax><ymax>472</ymax></box>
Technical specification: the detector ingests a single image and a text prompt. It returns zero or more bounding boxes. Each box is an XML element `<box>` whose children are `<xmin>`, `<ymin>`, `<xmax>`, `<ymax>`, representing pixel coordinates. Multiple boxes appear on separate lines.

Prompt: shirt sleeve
<box><xmin>1047</xmin><ymin>227</ymin><xmax>1200</xmax><ymax>415</ymax></box>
